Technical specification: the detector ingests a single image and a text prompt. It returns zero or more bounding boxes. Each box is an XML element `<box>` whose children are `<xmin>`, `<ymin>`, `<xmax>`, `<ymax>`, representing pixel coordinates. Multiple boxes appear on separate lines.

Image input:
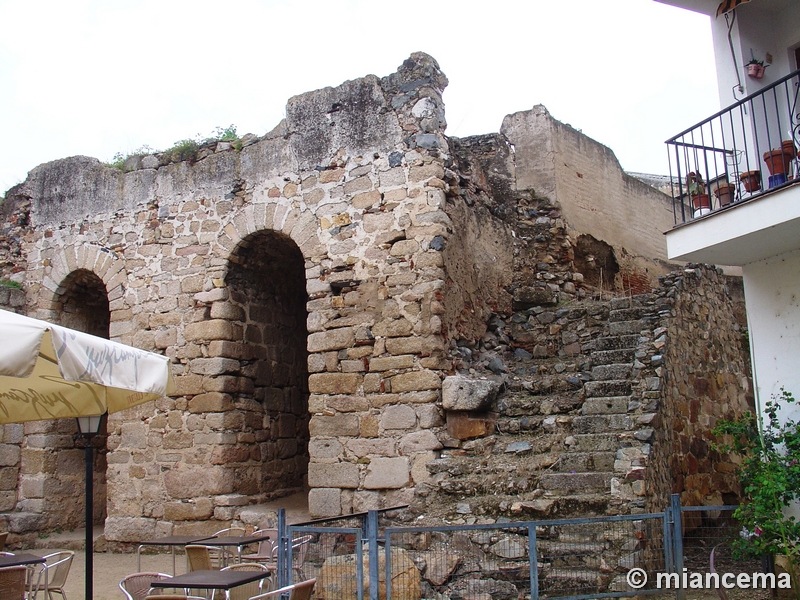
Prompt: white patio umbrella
<box><xmin>0</xmin><ymin>308</ymin><xmax>175</xmax><ymax>599</ymax></box>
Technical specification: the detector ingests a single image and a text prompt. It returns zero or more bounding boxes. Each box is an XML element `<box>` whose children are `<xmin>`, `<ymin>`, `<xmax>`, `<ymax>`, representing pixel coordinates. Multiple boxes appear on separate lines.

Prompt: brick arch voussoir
<box><xmin>36</xmin><ymin>244</ymin><xmax>128</xmax><ymax>321</ymax></box>
<box><xmin>217</xmin><ymin>204</ymin><xmax>323</xmax><ymax>283</ymax></box>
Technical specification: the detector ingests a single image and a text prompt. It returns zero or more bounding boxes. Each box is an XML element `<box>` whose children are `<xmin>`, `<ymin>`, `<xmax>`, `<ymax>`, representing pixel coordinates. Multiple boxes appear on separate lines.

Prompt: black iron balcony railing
<box><xmin>666</xmin><ymin>67</ymin><xmax>800</xmax><ymax>225</ymax></box>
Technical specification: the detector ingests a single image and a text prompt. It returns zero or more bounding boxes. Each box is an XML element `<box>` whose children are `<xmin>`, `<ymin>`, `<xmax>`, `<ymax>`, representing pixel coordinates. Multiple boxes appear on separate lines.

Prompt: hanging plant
<box><xmin>746</xmin><ymin>59</ymin><xmax>767</xmax><ymax>79</ymax></box>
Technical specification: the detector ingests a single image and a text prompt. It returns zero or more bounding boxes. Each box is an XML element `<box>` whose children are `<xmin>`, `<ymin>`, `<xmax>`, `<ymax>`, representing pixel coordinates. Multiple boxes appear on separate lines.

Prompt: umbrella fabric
<box><xmin>717</xmin><ymin>0</ymin><xmax>751</xmax><ymax>17</ymax></box>
<box><xmin>0</xmin><ymin>309</ymin><xmax>174</xmax><ymax>423</ymax></box>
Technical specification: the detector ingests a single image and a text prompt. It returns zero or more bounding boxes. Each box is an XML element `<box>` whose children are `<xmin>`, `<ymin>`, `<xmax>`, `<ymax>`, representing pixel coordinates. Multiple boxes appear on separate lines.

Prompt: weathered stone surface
<box><xmin>380</xmin><ymin>405</ymin><xmax>416</xmax><ymax>430</ymax></box>
<box><xmin>364</xmin><ymin>457</ymin><xmax>409</xmax><ymax>489</ymax></box>
<box><xmin>183</xmin><ymin>320</ymin><xmax>236</xmax><ymax>341</ymax></box>
<box><xmin>446</xmin><ymin>412</ymin><xmax>496</xmax><ymax>440</ymax></box>
<box><xmin>318</xmin><ymin>547</ymin><xmax>421</xmax><ymax>600</ymax></box>
<box><xmin>164</xmin><ymin>467</ymin><xmax>235</xmax><ymax>498</ymax></box>
<box><xmin>104</xmin><ymin>516</ymin><xmax>157</xmax><ymax>542</ymax></box>
<box><xmin>490</xmin><ymin>535</ymin><xmax>527</xmax><ymax>559</ymax></box>
<box><xmin>346</xmin><ymin>438</ymin><xmax>396</xmax><ymax>458</ymax></box>
<box><xmin>399</xmin><ymin>430</ymin><xmax>442</xmax><ymax>454</ymax></box>
<box><xmin>308</xmin><ymin>328</ymin><xmax>355</xmax><ymax>353</ymax></box>
<box><xmin>308</xmin><ymin>488</ymin><xmax>341</xmax><ymax>518</ymax></box>
<box><xmin>309</xmin><ymin>415</ymin><xmax>360</xmax><ymax>437</ymax></box>
<box><xmin>308</xmin><ymin>462</ymin><xmax>360</xmax><ymax>488</ymax></box>
<box><xmin>422</xmin><ymin>551</ymin><xmax>460</xmax><ymax>586</ymax></box>
<box><xmin>441</xmin><ymin>375</ymin><xmax>501</xmax><ymax>411</ymax></box>
<box><xmin>391</xmin><ymin>370</ymin><xmax>440</xmax><ymax>392</ymax></box>
<box><xmin>308</xmin><ymin>373</ymin><xmax>362</xmax><ymax>394</ymax></box>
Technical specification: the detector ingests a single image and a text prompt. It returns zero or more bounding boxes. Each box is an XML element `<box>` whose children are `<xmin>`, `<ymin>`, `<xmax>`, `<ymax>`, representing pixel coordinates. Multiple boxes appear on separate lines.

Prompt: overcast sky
<box><xmin>0</xmin><ymin>0</ymin><xmax>719</xmax><ymax>194</ymax></box>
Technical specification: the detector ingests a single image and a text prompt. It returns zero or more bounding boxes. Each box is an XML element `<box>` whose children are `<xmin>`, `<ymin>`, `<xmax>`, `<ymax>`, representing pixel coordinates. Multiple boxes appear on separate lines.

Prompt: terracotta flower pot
<box><xmin>747</xmin><ymin>63</ymin><xmax>765</xmax><ymax>79</ymax></box>
<box><xmin>763</xmin><ymin>149</ymin><xmax>793</xmax><ymax>176</ymax></box>
<box><xmin>691</xmin><ymin>193</ymin><xmax>712</xmax><ymax>216</ymax></box>
<box><xmin>739</xmin><ymin>170</ymin><xmax>761</xmax><ymax>192</ymax></box>
<box><xmin>714</xmin><ymin>182</ymin><xmax>736</xmax><ymax>207</ymax></box>
<box><xmin>782</xmin><ymin>140</ymin><xmax>799</xmax><ymax>158</ymax></box>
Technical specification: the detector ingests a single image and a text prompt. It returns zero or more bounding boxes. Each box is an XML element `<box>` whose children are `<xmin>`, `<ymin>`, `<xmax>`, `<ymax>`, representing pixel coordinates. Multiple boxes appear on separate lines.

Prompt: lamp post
<box><xmin>77</xmin><ymin>414</ymin><xmax>103</xmax><ymax>600</ymax></box>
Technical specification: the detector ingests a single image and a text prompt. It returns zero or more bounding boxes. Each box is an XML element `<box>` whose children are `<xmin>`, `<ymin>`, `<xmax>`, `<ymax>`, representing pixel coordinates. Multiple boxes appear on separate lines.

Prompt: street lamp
<box><xmin>77</xmin><ymin>414</ymin><xmax>104</xmax><ymax>600</ymax></box>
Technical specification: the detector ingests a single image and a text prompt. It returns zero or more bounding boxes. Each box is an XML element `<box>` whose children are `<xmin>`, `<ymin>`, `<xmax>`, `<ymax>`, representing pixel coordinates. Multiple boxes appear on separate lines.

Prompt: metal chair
<box><xmin>144</xmin><ymin>596</ymin><xmax>208</xmax><ymax>600</ymax></box>
<box><xmin>185</xmin><ymin>545</ymin><xmax>215</xmax><ymax>572</ymax></box>
<box><xmin>0</xmin><ymin>565</ymin><xmax>27</xmax><ymax>600</ymax></box>
<box><xmin>290</xmin><ymin>535</ymin><xmax>313</xmax><ymax>582</ymax></box>
<box><xmin>249</xmin><ymin>578</ymin><xmax>316</xmax><ymax>600</ymax></box>
<box><xmin>221</xmin><ymin>563</ymin><xmax>272</xmax><ymax>600</ymax></box>
<box><xmin>209</xmin><ymin>527</ymin><xmax>246</xmax><ymax>567</ymax></box>
<box><xmin>240</xmin><ymin>529</ymin><xmax>277</xmax><ymax>567</ymax></box>
<box><xmin>120</xmin><ymin>572</ymin><xmax>176</xmax><ymax>600</ymax></box>
<box><xmin>28</xmin><ymin>551</ymin><xmax>74</xmax><ymax>600</ymax></box>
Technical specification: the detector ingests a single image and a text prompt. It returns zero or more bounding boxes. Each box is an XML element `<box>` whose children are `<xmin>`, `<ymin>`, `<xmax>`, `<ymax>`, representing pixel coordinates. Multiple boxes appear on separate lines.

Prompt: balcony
<box><xmin>666</xmin><ymin>68</ymin><xmax>800</xmax><ymax>226</ymax></box>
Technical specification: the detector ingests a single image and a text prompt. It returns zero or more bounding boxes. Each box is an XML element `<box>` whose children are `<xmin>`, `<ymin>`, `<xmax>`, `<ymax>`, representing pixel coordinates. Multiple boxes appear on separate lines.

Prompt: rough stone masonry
<box><xmin>0</xmin><ymin>52</ymin><xmax>749</xmax><ymax>547</ymax></box>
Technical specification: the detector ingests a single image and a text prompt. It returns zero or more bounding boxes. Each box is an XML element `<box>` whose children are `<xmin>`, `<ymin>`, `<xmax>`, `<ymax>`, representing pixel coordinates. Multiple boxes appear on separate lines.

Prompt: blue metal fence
<box><xmin>272</xmin><ymin>495</ymin><xmax>755</xmax><ymax>599</ymax></box>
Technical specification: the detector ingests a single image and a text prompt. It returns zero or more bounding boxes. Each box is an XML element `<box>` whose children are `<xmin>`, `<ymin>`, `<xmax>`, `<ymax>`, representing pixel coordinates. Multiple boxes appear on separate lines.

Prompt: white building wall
<box><xmin>743</xmin><ymin>247</ymin><xmax>800</xmax><ymax>424</ymax></box>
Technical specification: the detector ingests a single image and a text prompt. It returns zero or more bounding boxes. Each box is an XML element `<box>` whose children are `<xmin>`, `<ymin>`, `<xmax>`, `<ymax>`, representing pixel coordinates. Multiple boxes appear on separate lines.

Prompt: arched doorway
<box><xmin>226</xmin><ymin>230</ymin><xmax>310</xmax><ymax>500</ymax></box>
<box><xmin>51</xmin><ymin>269</ymin><xmax>110</xmax><ymax>530</ymax></box>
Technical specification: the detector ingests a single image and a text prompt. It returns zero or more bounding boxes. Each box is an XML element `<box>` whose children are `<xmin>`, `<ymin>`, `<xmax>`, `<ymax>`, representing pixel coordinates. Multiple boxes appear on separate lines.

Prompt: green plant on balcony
<box><xmin>686</xmin><ymin>171</ymin><xmax>711</xmax><ymax>216</ymax></box>
<box><xmin>746</xmin><ymin>58</ymin><xmax>766</xmax><ymax>79</ymax></box>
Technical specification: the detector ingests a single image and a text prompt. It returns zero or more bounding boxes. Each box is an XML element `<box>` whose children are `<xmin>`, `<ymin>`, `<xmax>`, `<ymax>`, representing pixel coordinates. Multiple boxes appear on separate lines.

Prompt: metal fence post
<box><xmin>528</xmin><ymin>524</ymin><xmax>539</xmax><ymax>600</ymax></box>
<box><xmin>278</xmin><ymin>507</ymin><xmax>288</xmax><ymax>588</ymax></box>
<box><xmin>367</xmin><ymin>510</ymin><xmax>379</xmax><ymax>600</ymax></box>
<box><xmin>670</xmin><ymin>494</ymin><xmax>686</xmax><ymax>600</ymax></box>
<box><xmin>664</xmin><ymin>510</ymin><xmax>674</xmax><ymax>574</ymax></box>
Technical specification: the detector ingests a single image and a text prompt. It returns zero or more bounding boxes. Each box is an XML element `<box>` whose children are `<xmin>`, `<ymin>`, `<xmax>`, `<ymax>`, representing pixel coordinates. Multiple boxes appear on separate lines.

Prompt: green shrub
<box><xmin>108</xmin><ymin>125</ymin><xmax>240</xmax><ymax>169</ymax></box>
<box><xmin>714</xmin><ymin>388</ymin><xmax>800</xmax><ymax>595</ymax></box>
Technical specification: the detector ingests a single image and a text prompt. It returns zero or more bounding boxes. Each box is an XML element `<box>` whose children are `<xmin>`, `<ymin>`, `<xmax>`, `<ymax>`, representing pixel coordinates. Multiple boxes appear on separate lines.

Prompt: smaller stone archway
<box><xmin>15</xmin><ymin>268</ymin><xmax>112</xmax><ymax>532</ymax></box>
<box><xmin>55</xmin><ymin>269</ymin><xmax>111</xmax><ymax>338</ymax></box>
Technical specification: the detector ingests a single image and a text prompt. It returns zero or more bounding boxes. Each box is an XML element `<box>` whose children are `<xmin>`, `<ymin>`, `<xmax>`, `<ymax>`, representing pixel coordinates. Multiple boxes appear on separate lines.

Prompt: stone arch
<box><xmin>216</xmin><ymin>203</ymin><xmax>325</xmax><ymax>266</ymax></box>
<box><xmin>198</xmin><ymin>226</ymin><xmax>311</xmax><ymax>504</ymax></box>
<box><xmin>17</xmin><ymin>266</ymin><xmax>112</xmax><ymax>533</ymax></box>
<box><xmin>37</xmin><ymin>244</ymin><xmax>128</xmax><ymax>326</ymax></box>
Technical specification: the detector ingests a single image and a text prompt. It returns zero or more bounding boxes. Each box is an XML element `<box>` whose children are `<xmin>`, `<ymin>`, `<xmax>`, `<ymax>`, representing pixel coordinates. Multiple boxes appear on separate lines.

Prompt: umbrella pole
<box><xmin>77</xmin><ymin>416</ymin><xmax>103</xmax><ymax>600</ymax></box>
<box><xmin>85</xmin><ymin>440</ymin><xmax>93</xmax><ymax>600</ymax></box>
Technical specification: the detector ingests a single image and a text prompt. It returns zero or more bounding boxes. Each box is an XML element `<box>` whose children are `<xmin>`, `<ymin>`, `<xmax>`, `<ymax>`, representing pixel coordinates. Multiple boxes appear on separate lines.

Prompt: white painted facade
<box><xmin>658</xmin><ymin>0</ymin><xmax>800</xmax><ymax>423</ymax></box>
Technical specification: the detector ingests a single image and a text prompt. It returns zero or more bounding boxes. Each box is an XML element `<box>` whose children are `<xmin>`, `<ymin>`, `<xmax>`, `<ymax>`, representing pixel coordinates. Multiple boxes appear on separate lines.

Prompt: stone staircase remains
<box><xmin>418</xmin><ymin>294</ymin><xmax>665</xmax><ymax>525</ymax></box>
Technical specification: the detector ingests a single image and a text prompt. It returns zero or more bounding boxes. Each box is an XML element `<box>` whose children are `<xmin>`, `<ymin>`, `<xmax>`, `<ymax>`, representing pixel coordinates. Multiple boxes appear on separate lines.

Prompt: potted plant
<box><xmin>763</xmin><ymin>142</ymin><xmax>796</xmax><ymax>187</ymax></box>
<box><xmin>686</xmin><ymin>171</ymin><xmax>711</xmax><ymax>216</ymax></box>
<box><xmin>740</xmin><ymin>169</ymin><xmax>762</xmax><ymax>193</ymax></box>
<box><xmin>714</xmin><ymin>181</ymin><xmax>736</xmax><ymax>207</ymax></box>
<box><xmin>746</xmin><ymin>59</ymin><xmax>766</xmax><ymax>79</ymax></box>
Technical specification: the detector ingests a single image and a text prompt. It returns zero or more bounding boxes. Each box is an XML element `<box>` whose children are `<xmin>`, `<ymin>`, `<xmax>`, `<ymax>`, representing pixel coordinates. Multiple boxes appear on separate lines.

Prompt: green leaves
<box><xmin>107</xmin><ymin>125</ymin><xmax>240</xmax><ymax>169</ymax></box>
<box><xmin>713</xmin><ymin>388</ymin><xmax>800</xmax><ymax>563</ymax></box>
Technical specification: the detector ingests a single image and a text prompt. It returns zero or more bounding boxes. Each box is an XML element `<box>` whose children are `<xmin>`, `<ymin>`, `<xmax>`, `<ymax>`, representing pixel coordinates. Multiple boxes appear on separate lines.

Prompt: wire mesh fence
<box><xmin>290</xmin><ymin>527</ymin><xmax>364</xmax><ymax>599</ymax></box>
<box><xmin>273</xmin><ymin>498</ymin><xmax>776</xmax><ymax>599</ymax></box>
<box><xmin>382</xmin><ymin>513</ymin><xmax>667</xmax><ymax>600</ymax></box>
<box><xmin>678</xmin><ymin>504</ymin><xmax>784</xmax><ymax>592</ymax></box>
<box><xmin>536</xmin><ymin>515</ymin><xmax>666</xmax><ymax>598</ymax></box>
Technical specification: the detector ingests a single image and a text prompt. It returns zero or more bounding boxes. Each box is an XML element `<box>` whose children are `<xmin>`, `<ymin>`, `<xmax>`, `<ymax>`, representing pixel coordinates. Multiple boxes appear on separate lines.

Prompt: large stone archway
<box><xmin>224</xmin><ymin>230</ymin><xmax>309</xmax><ymax>499</ymax></box>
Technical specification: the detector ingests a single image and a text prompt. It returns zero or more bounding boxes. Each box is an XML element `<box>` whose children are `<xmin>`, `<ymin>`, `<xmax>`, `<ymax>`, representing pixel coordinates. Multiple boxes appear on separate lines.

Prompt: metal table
<box><xmin>150</xmin><ymin>568</ymin><xmax>271</xmax><ymax>598</ymax></box>
<box><xmin>193</xmin><ymin>533</ymin><xmax>274</xmax><ymax>565</ymax></box>
<box><xmin>137</xmin><ymin>535</ymin><xmax>216</xmax><ymax>574</ymax></box>
<box><xmin>0</xmin><ymin>553</ymin><xmax>45</xmax><ymax>568</ymax></box>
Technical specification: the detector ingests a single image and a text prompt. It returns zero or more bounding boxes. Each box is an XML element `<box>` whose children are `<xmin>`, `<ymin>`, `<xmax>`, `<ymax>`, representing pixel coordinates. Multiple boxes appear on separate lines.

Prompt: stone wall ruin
<box><xmin>0</xmin><ymin>53</ymin><xmax>752</xmax><ymax>548</ymax></box>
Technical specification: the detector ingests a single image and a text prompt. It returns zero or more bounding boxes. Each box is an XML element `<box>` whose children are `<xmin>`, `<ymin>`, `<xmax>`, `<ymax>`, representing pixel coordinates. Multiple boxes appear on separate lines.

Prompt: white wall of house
<box><xmin>742</xmin><ymin>247</ymin><xmax>800</xmax><ymax>424</ymax></box>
